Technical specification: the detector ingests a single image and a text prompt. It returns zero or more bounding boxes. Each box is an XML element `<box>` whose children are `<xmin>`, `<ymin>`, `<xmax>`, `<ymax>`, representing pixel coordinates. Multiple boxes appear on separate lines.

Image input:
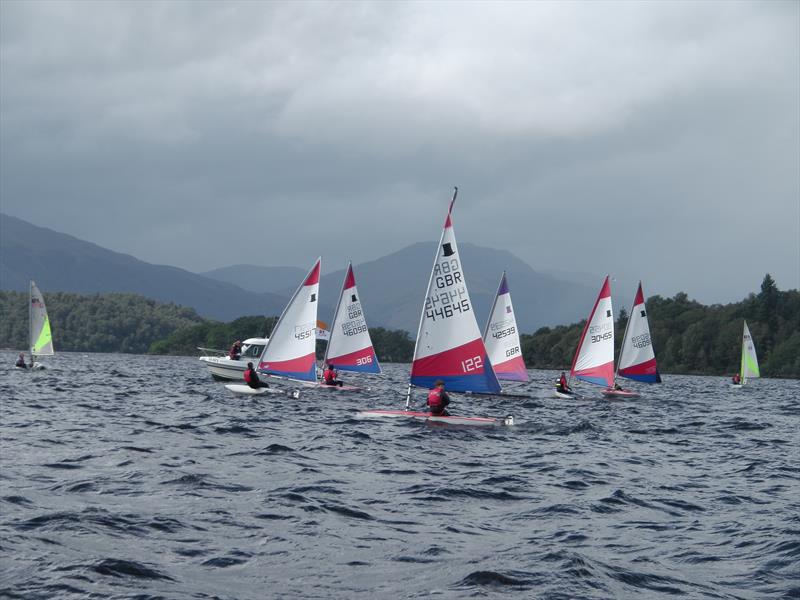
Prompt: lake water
<box><xmin>1</xmin><ymin>351</ymin><xmax>798</xmax><ymax>599</ymax></box>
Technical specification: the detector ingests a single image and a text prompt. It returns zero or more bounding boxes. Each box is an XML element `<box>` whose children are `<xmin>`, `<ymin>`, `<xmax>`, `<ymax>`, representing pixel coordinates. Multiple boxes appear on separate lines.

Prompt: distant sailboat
<box><xmin>604</xmin><ymin>281</ymin><xmax>661</xmax><ymax>398</ymax></box>
<box><xmin>28</xmin><ymin>280</ymin><xmax>54</xmax><ymax>369</ymax></box>
<box><xmin>732</xmin><ymin>320</ymin><xmax>760</xmax><ymax>387</ymax></box>
<box><xmin>483</xmin><ymin>272</ymin><xmax>528</xmax><ymax>382</ymax></box>
<box><xmin>556</xmin><ymin>276</ymin><xmax>614</xmax><ymax>398</ymax></box>
<box><xmin>324</xmin><ymin>262</ymin><xmax>381</xmax><ymax>375</ymax></box>
<box><xmin>357</xmin><ymin>189</ymin><xmax>512</xmax><ymax>426</ymax></box>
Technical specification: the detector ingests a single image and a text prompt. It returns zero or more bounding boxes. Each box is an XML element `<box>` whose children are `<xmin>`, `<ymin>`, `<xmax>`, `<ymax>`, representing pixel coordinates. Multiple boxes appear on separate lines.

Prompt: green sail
<box><xmin>33</xmin><ymin>315</ymin><xmax>53</xmax><ymax>355</ymax></box>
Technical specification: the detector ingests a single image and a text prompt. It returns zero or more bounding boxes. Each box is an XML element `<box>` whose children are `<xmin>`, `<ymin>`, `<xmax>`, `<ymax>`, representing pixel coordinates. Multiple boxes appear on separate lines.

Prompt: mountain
<box><xmin>200</xmin><ymin>265</ymin><xmax>306</xmax><ymax>294</ymax></box>
<box><xmin>0</xmin><ymin>214</ymin><xmax>287</xmax><ymax>322</ymax></box>
<box><xmin>203</xmin><ymin>242</ymin><xmax>597</xmax><ymax>333</ymax></box>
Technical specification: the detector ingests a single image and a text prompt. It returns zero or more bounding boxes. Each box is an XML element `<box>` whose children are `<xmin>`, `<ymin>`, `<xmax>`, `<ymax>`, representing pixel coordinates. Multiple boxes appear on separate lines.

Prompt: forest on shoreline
<box><xmin>1</xmin><ymin>275</ymin><xmax>797</xmax><ymax>377</ymax></box>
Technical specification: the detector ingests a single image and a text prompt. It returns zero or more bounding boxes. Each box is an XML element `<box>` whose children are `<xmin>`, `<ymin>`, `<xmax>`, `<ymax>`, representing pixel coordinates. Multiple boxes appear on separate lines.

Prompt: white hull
<box><xmin>199</xmin><ymin>356</ymin><xmax>249</xmax><ymax>381</ymax></box>
<box><xmin>553</xmin><ymin>389</ymin><xmax>580</xmax><ymax>399</ymax></box>
<box><xmin>225</xmin><ymin>384</ymin><xmax>300</xmax><ymax>398</ymax></box>
<box><xmin>356</xmin><ymin>409</ymin><xmax>513</xmax><ymax>427</ymax></box>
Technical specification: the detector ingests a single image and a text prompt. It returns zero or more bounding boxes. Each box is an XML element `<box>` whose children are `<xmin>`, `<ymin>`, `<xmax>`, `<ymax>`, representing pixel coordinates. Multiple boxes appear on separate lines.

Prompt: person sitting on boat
<box><xmin>732</xmin><ymin>373</ymin><xmax>741</xmax><ymax>385</ymax></box>
<box><xmin>15</xmin><ymin>353</ymin><xmax>28</xmax><ymax>369</ymax></box>
<box><xmin>323</xmin><ymin>363</ymin><xmax>343</xmax><ymax>387</ymax></box>
<box><xmin>427</xmin><ymin>380</ymin><xmax>451</xmax><ymax>416</ymax></box>
<box><xmin>613</xmin><ymin>382</ymin><xmax>623</xmax><ymax>391</ymax></box>
<box><xmin>229</xmin><ymin>340</ymin><xmax>242</xmax><ymax>361</ymax></box>
<box><xmin>243</xmin><ymin>362</ymin><xmax>267</xmax><ymax>389</ymax></box>
<box><xmin>556</xmin><ymin>371</ymin><xmax>571</xmax><ymax>394</ymax></box>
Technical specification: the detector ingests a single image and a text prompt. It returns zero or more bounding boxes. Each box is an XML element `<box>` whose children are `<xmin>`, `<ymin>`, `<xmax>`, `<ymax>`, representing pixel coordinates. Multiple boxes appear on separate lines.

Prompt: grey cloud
<box><xmin>1</xmin><ymin>1</ymin><xmax>797</xmax><ymax>305</ymax></box>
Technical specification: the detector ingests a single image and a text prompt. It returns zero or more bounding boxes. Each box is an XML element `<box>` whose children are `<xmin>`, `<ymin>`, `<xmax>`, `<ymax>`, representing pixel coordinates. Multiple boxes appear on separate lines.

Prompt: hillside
<box><xmin>205</xmin><ymin>243</ymin><xmax>598</xmax><ymax>333</ymax></box>
<box><xmin>0</xmin><ymin>213</ymin><xmax>288</xmax><ymax>321</ymax></box>
<box><xmin>0</xmin><ymin>290</ymin><xmax>205</xmax><ymax>354</ymax></box>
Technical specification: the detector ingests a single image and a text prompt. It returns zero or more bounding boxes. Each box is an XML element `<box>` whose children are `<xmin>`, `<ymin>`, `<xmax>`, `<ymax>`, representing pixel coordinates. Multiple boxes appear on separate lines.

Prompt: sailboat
<box><xmin>731</xmin><ymin>320</ymin><xmax>759</xmax><ymax>387</ymax></box>
<box><xmin>358</xmin><ymin>188</ymin><xmax>513</xmax><ymax>426</ymax></box>
<box><xmin>483</xmin><ymin>272</ymin><xmax>529</xmax><ymax>382</ymax></box>
<box><xmin>603</xmin><ymin>281</ymin><xmax>661</xmax><ymax>399</ymax></box>
<box><xmin>25</xmin><ymin>280</ymin><xmax>54</xmax><ymax>370</ymax></box>
<box><xmin>320</xmin><ymin>262</ymin><xmax>381</xmax><ymax>390</ymax></box>
<box><xmin>224</xmin><ymin>258</ymin><xmax>321</xmax><ymax>397</ymax></box>
<box><xmin>555</xmin><ymin>275</ymin><xmax>614</xmax><ymax>399</ymax></box>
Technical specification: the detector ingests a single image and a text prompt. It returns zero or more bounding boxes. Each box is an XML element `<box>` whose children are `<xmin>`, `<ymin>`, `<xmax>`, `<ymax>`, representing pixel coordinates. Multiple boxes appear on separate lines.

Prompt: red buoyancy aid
<box><xmin>559</xmin><ymin>374</ymin><xmax>568</xmax><ymax>388</ymax></box>
<box><xmin>244</xmin><ymin>369</ymin><xmax>254</xmax><ymax>384</ymax></box>
<box><xmin>427</xmin><ymin>387</ymin><xmax>443</xmax><ymax>410</ymax></box>
<box><xmin>323</xmin><ymin>369</ymin><xmax>336</xmax><ymax>383</ymax></box>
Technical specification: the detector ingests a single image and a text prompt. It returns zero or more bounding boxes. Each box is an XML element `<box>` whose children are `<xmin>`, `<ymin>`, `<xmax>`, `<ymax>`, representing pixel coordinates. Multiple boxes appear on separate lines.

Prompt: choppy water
<box><xmin>0</xmin><ymin>351</ymin><xmax>798</xmax><ymax>599</ymax></box>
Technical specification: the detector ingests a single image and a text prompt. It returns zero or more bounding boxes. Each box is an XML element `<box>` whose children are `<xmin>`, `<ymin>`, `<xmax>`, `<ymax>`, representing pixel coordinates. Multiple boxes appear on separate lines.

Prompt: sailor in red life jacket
<box><xmin>323</xmin><ymin>364</ymin><xmax>343</xmax><ymax>387</ymax></box>
<box><xmin>556</xmin><ymin>371</ymin><xmax>571</xmax><ymax>394</ymax></box>
<box><xmin>732</xmin><ymin>372</ymin><xmax>741</xmax><ymax>385</ymax></box>
<box><xmin>243</xmin><ymin>362</ymin><xmax>267</xmax><ymax>389</ymax></box>
<box><xmin>427</xmin><ymin>380</ymin><xmax>451</xmax><ymax>416</ymax></box>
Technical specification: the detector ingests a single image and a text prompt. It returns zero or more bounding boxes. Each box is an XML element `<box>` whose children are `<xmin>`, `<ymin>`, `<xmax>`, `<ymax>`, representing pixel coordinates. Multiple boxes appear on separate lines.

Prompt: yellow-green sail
<box><xmin>740</xmin><ymin>321</ymin><xmax>760</xmax><ymax>383</ymax></box>
<box><xmin>29</xmin><ymin>280</ymin><xmax>55</xmax><ymax>357</ymax></box>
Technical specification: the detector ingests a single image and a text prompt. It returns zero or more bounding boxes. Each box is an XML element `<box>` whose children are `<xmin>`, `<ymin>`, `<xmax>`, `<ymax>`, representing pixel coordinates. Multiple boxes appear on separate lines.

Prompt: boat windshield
<box><xmin>241</xmin><ymin>344</ymin><xmax>264</xmax><ymax>358</ymax></box>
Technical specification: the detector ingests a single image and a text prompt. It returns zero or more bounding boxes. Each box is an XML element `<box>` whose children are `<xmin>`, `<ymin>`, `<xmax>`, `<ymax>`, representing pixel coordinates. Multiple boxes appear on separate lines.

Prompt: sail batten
<box><xmin>409</xmin><ymin>191</ymin><xmax>501</xmax><ymax>394</ymax></box>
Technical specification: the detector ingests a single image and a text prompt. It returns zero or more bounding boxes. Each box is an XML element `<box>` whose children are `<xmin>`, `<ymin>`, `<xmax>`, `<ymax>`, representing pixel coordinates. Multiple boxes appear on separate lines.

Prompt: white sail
<box><xmin>29</xmin><ymin>280</ymin><xmax>54</xmax><ymax>357</ymax></box>
<box><xmin>483</xmin><ymin>272</ymin><xmax>528</xmax><ymax>382</ymax></box>
<box><xmin>257</xmin><ymin>259</ymin><xmax>321</xmax><ymax>382</ymax></box>
<box><xmin>617</xmin><ymin>281</ymin><xmax>660</xmax><ymax>383</ymax></box>
<box><xmin>570</xmin><ymin>276</ymin><xmax>614</xmax><ymax>387</ymax></box>
<box><xmin>324</xmin><ymin>263</ymin><xmax>381</xmax><ymax>374</ymax></box>
<box><xmin>741</xmin><ymin>321</ymin><xmax>760</xmax><ymax>383</ymax></box>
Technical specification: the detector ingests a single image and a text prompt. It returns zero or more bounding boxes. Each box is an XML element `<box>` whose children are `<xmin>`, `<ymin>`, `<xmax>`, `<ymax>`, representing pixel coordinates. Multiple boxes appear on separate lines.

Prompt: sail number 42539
<box><xmin>461</xmin><ymin>356</ymin><xmax>482</xmax><ymax>372</ymax></box>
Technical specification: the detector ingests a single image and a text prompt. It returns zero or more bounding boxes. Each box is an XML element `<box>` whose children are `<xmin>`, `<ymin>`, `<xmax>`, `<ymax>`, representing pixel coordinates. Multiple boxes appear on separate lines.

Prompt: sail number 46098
<box><xmin>461</xmin><ymin>356</ymin><xmax>482</xmax><ymax>372</ymax></box>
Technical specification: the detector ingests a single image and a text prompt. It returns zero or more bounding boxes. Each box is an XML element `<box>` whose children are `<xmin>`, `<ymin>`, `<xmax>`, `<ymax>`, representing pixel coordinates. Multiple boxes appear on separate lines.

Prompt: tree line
<box><xmin>0</xmin><ymin>291</ymin><xmax>204</xmax><ymax>354</ymax></box>
<box><xmin>2</xmin><ymin>274</ymin><xmax>796</xmax><ymax>377</ymax></box>
<box><xmin>520</xmin><ymin>274</ymin><xmax>799</xmax><ymax>378</ymax></box>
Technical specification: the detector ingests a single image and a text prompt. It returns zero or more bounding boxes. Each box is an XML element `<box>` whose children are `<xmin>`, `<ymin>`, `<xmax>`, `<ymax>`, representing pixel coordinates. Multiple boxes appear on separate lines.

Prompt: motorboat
<box><xmin>199</xmin><ymin>337</ymin><xmax>268</xmax><ymax>381</ymax></box>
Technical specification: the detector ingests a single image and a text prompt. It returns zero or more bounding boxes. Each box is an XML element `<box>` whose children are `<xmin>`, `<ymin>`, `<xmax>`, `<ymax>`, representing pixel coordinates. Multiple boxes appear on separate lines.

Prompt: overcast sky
<box><xmin>1</xmin><ymin>1</ymin><xmax>798</xmax><ymax>304</ymax></box>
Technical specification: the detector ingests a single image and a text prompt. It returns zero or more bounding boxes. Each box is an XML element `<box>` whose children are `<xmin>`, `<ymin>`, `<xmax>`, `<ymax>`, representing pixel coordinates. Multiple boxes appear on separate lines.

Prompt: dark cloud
<box><xmin>1</xmin><ymin>1</ymin><xmax>797</xmax><ymax>303</ymax></box>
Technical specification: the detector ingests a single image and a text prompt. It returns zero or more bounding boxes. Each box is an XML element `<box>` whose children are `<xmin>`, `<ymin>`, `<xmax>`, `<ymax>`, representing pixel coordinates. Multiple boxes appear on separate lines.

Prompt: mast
<box><xmin>28</xmin><ymin>280</ymin><xmax>33</xmax><ymax>366</ymax></box>
<box><xmin>406</xmin><ymin>187</ymin><xmax>457</xmax><ymax>409</ymax></box>
<box><xmin>740</xmin><ymin>321</ymin><xmax>747</xmax><ymax>385</ymax></box>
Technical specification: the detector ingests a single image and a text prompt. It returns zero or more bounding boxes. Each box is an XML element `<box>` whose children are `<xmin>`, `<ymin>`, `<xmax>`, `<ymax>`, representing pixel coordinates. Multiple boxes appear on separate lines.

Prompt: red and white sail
<box><xmin>258</xmin><ymin>258</ymin><xmax>320</xmax><ymax>382</ymax></box>
<box><xmin>618</xmin><ymin>281</ymin><xmax>661</xmax><ymax>383</ymax></box>
<box><xmin>483</xmin><ymin>272</ymin><xmax>528</xmax><ymax>382</ymax></box>
<box><xmin>324</xmin><ymin>262</ymin><xmax>381</xmax><ymax>374</ymax></box>
<box><xmin>570</xmin><ymin>276</ymin><xmax>615</xmax><ymax>388</ymax></box>
<box><xmin>409</xmin><ymin>190</ymin><xmax>501</xmax><ymax>394</ymax></box>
